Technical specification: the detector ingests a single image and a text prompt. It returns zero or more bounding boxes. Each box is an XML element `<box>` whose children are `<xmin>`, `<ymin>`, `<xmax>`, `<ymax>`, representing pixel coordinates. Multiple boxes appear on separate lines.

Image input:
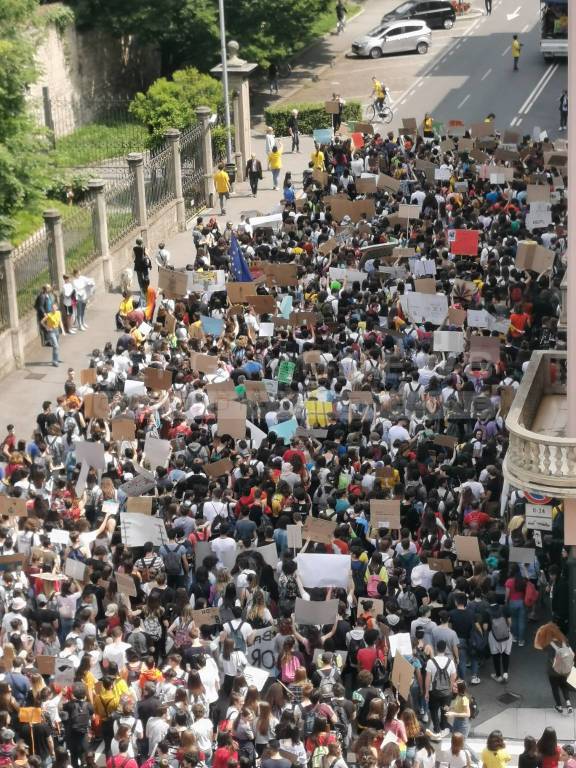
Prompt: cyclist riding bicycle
<box><xmin>371</xmin><ymin>76</ymin><xmax>388</xmax><ymax>113</ymax></box>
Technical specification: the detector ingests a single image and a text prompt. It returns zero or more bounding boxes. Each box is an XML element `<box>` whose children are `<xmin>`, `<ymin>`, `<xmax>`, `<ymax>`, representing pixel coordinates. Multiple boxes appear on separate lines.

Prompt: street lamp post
<box><xmin>218</xmin><ymin>0</ymin><xmax>234</xmax><ymax>165</ymax></box>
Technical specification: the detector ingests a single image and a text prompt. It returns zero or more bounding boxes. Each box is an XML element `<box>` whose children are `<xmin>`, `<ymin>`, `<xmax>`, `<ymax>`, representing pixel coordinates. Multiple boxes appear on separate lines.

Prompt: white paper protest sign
<box><xmin>144</xmin><ymin>435</ymin><xmax>172</xmax><ymax>469</ymax></box>
<box><xmin>75</xmin><ymin>441</ymin><xmax>106</xmax><ymax>471</ymax></box>
<box><xmin>388</xmin><ymin>632</ymin><xmax>413</xmax><ymax>657</ymax></box>
<box><xmin>120</xmin><ymin>513</ymin><xmax>168</xmax><ymax>547</ymax></box>
<box><xmin>296</xmin><ymin>554</ymin><xmax>351</xmax><ymax>588</ymax></box>
<box><xmin>433</xmin><ymin>331</ymin><xmax>465</xmax><ymax>354</ymax></box>
<box><xmin>405</xmin><ymin>293</ymin><xmax>448</xmax><ymax>325</ymax></box>
<box><xmin>246</xmin><ymin>627</ymin><xmax>277</xmax><ymax>672</ymax></box>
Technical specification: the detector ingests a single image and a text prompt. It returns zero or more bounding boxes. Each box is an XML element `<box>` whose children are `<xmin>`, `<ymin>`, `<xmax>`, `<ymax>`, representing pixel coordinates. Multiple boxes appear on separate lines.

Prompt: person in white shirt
<box><xmin>211</xmin><ymin>525</ymin><xmax>237</xmax><ymax>568</ymax></box>
<box><xmin>411</xmin><ymin>556</ymin><xmax>434</xmax><ymax>590</ymax></box>
<box><xmin>190</xmin><ymin>703</ymin><xmax>214</xmax><ymax>760</ymax></box>
<box><xmin>388</xmin><ymin>419</ymin><xmax>411</xmax><ymax>447</ymax></box>
<box><xmin>103</xmin><ymin>627</ymin><xmax>132</xmax><ymax>671</ymax></box>
<box><xmin>72</xmin><ymin>269</ymin><xmax>95</xmax><ymax>331</ymax></box>
<box><xmin>146</xmin><ymin>708</ymin><xmax>170</xmax><ymax>756</ymax></box>
<box><xmin>425</xmin><ymin>639</ymin><xmax>457</xmax><ymax>735</ymax></box>
<box><xmin>156</xmin><ymin>242</ymin><xmax>171</xmax><ymax>268</ymax></box>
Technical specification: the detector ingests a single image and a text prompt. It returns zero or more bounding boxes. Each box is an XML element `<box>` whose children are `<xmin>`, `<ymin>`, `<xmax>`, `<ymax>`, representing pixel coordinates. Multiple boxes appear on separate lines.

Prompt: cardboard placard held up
<box><xmin>36</xmin><ymin>655</ymin><xmax>56</xmax><ymax>676</ymax></box>
<box><xmin>65</xmin><ymin>558</ymin><xmax>87</xmax><ymax>581</ymax></box>
<box><xmin>203</xmin><ymin>458</ymin><xmax>234</xmax><ymax>478</ymax></box>
<box><xmin>191</xmin><ymin>607</ymin><xmax>220</xmax><ymax>626</ymax></box>
<box><xmin>469</xmin><ymin>336</ymin><xmax>501</xmax><ymax>364</ymax></box>
<box><xmin>448</xmin><ymin>307</ymin><xmax>467</xmax><ymax>327</ymax></box>
<box><xmin>377</xmin><ymin>174</ymin><xmax>402</xmax><ymax>193</ymax></box>
<box><xmin>515</xmin><ymin>241</ymin><xmax>555</xmax><ymax>273</ymax></box>
<box><xmin>248</xmin><ymin>294</ymin><xmax>277</xmax><ymax>314</ymax></box>
<box><xmin>471</xmin><ymin>122</ymin><xmax>494</xmax><ymax>138</ymax></box>
<box><xmin>0</xmin><ymin>497</ymin><xmax>28</xmax><ymax>518</ymax></box>
<box><xmin>509</xmin><ymin>546</ymin><xmax>536</xmax><ymax>564</ymax></box>
<box><xmin>428</xmin><ymin>557</ymin><xmax>454</xmax><ymax>573</ymax></box>
<box><xmin>312</xmin><ymin>169</ymin><xmax>329</xmax><ymax>187</ymax></box>
<box><xmin>302</xmin><ymin>516</ymin><xmax>335</xmax><ymax>545</ymax></box>
<box><xmin>349</xmin><ymin>391</ymin><xmax>373</xmax><ymax>404</ymax></box>
<box><xmin>414</xmin><ymin>278</ymin><xmax>436</xmax><ymax>295</ymax></box>
<box><xmin>295</xmin><ymin>598</ymin><xmax>339</xmax><ymax>626</ymax></box>
<box><xmin>402</xmin><ymin>117</ymin><xmax>418</xmax><ymax>134</ymax></box>
<box><xmin>527</xmin><ymin>184</ymin><xmax>551</xmax><ymax>203</ymax></box>
<box><xmin>356</xmin><ymin>177</ymin><xmax>377</xmax><ymax>195</ymax></box>
<box><xmin>370</xmin><ymin>499</ymin><xmax>401</xmax><ymax>530</ymax></box>
<box><xmin>432</xmin><ymin>434</ymin><xmax>458</xmax><ymax>450</ymax></box>
<box><xmin>287</xmin><ymin>524</ymin><xmax>303</xmax><ymax>549</ymax></box>
<box><xmin>206</xmin><ymin>381</ymin><xmax>238</xmax><ymax>401</ymax></box>
<box><xmin>84</xmin><ymin>393</ymin><xmax>109</xmax><ymax>420</ymax></box>
<box><xmin>190</xmin><ymin>352</ymin><xmax>219</xmax><ymax>375</ymax></box>
<box><xmin>111</xmin><ymin>418</ymin><xmax>136</xmax><ymax>441</ymax></box>
<box><xmin>19</xmin><ymin>707</ymin><xmax>43</xmax><ymax>725</ymax></box>
<box><xmin>325</xmin><ymin>100</ymin><xmax>341</xmax><ymax>115</ymax></box>
<box><xmin>144</xmin><ymin>367</ymin><xmax>172</xmax><ymax>391</ymax></box>
<box><xmin>267</xmin><ymin>264</ymin><xmax>298</xmax><ymax>287</ymax></box>
<box><xmin>217</xmin><ymin>400</ymin><xmax>247</xmax><ymax>439</ymax></box>
<box><xmin>116</xmin><ymin>572</ymin><xmax>137</xmax><ymax>597</ymax></box>
<box><xmin>454</xmin><ymin>534</ymin><xmax>482</xmax><ymax>562</ymax></box>
<box><xmin>303</xmin><ymin>350</ymin><xmax>321</xmax><ymax>364</ymax></box>
<box><xmin>158</xmin><ymin>267</ymin><xmax>188</xmax><ymax>298</ymax></box>
<box><xmin>80</xmin><ymin>368</ymin><xmax>97</xmax><ymax>385</ymax></box>
<box><xmin>226</xmin><ymin>282</ymin><xmax>256</xmax><ymax>304</ymax></box>
<box><xmin>319</xmin><ymin>238</ymin><xmax>338</xmax><ymax>255</ymax></box>
<box><xmin>0</xmin><ymin>553</ymin><xmax>26</xmax><ymax>567</ymax></box>
<box><xmin>244</xmin><ymin>380</ymin><xmax>269</xmax><ymax>403</ymax></box>
<box><xmin>398</xmin><ymin>204</ymin><xmax>421</xmax><ymax>221</ymax></box>
<box><xmin>126</xmin><ymin>496</ymin><xmax>153</xmax><ymax>515</ymax></box>
<box><xmin>391</xmin><ymin>652</ymin><xmax>414</xmax><ymax>700</ymax></box>
<box><xmin>323</xmin><ymin>196</ymin><xmax>376</xmax><ymax>222</ymax></box>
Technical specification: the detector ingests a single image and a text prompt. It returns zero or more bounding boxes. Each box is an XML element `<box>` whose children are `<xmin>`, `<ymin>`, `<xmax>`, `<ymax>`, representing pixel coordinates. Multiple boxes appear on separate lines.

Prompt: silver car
<box><xmin>351</xmin><ymin>19</ymin><xmax>432</xmax><ymax>58</ymax></box>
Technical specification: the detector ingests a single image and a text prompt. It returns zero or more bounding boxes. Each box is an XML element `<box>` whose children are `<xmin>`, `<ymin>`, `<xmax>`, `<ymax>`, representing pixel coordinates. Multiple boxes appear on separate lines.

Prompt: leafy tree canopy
<box><xmin>0</xmin><ymin>0</ymin><xmax>51</xmax><ymax>239</ymax></box>
<box><xmin>71</xmin><ymin>0</ymin><xmax>331</xmax><ymax>72</ymax></box>
<box><xmin>129</xmin><ymin>67</ymin><xmax>222</xmax><ymax>143</ymax></box>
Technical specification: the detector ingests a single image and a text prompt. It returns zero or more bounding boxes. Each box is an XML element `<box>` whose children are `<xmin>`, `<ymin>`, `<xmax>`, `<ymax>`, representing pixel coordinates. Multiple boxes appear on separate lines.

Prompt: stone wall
<box><xmin>29</xmin><ymin>5</ymin><xmax>160</xmax><ymax>136</ymax></box>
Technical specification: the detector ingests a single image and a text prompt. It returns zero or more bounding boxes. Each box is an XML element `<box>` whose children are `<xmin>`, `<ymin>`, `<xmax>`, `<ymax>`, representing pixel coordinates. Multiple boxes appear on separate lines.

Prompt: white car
<box><xmin>351</xmin><ymin>19</ymin><xmax>432</xmax><ymax>58</ymax></box>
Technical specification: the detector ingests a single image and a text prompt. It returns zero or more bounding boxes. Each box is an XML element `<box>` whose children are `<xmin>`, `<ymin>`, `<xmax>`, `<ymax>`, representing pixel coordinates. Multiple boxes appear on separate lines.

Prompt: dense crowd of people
<box><xmin>2</xmin><ymin>114</ymin><xmax>573</xmax><ymax>768</ymax></box>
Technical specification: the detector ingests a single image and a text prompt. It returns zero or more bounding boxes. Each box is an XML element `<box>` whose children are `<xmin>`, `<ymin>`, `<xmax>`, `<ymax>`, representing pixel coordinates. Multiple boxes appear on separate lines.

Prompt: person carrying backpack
<box><xmin>63</xmin><ymin>683</ymin><xmax>94</xmax><ymax>768</ymax></box>
<box><xmin>534</xmin><ymin>622</ymin><xmax>575</xmax><ymax>714</ymax></box>
<box><xmin>221</xmin><ymin>607</ymin><xmax>252</xmax><ymax>654</ymax></box>
<box><xmin>159</xmin><ymin>530</ymin><xmax>188</xmax><ymax>589</ymax></box>
<box><xmin>487</xmin><ymin>592</ymin><xmax>513</xmax><ymax>683</ymax></box>
<box><xmin>312</xmin><ymin>653</ymin><xmax>341</xmax><ymax>702</ymax></box>
<box><xmin>425</xmin><ymin>639</ymin><xmax>457</xmax><ymax>736</ymax></box>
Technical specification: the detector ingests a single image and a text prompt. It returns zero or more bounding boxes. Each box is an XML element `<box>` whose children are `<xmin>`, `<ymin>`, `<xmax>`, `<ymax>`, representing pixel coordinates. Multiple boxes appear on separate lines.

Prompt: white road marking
<box><xmin>516</xmin><ymin>118</ymin><xmax>523</xmax><ymax>125</ymax></box>
<box><xmin>518</xmin><ymin>63</ymin><xmax>558</xmax><ymax>114</ymax></box>
<box><xmin>458</xmin><ymin>94</ymin><xmax>471</xmax><ymax>109</ymax></box>
<box><xmin>521</xmin><ymin>23</ymin><xmax>530</xmax><ymax>32</ymax></box>
<box><xmin>510</xmin><ymin>117</ymin><xmax>518</xmax><ymax>126</ymax></box>
<box><xmin>481</xmin><ymin>68</ymin><xmax>492</xmax><ymax>80</ymax></box>
<box><xmin>502</xmin><ymin>45</ymin><xmax>511</xmax><ymax>56</ymax></box>
<box><xmin>506</xmin><ymin>6</ymin><xmax>521</xmax><ymax>21</ymax></box>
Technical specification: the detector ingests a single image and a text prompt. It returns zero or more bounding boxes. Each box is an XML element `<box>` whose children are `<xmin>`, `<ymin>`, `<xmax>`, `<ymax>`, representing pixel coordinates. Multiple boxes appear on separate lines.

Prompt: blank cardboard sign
<box><xmin>469</xmin><ymin>336</ymin><xmax>501</xmax><ymax>364</ymax></box>
<box><xmin>391</xmin><ymin>652</ymin><xmax>414</xmax><ymax>699</ymax></box>
<box><xmin>454</xmin><ymin>534</ymin><xmax>482</xmax><ymax>562</ymax></box>
<box><xmin>302</xmin><ymin>516</ymin><xmax>335</xmax><ymax>545</ymax></box>
<box><xmin>370</xmin><ymin>499</ymin><xmax>401</xmax><ymax>529</ymax></box>
<box><xmin>111</xmin><ymin>419</ymin><xmax>136</xmax><ymax>441</ymax></box>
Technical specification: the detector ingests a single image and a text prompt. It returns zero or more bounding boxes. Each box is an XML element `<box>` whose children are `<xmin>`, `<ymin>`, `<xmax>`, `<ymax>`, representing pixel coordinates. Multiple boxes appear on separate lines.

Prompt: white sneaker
<box><xmin>503</xmin><ymin>672</ymin><xmax>509</xmax><ymax>682</ymax></box>
<box><xmin>471</xmin><ymin>676</ymin><xmax>481</xmax><ymax>685</ymax></box>
<box><xmin>518</xmin><ymin>641</ymin><xmax>525</xmax><ymax>647</ymax></box>
<box><xmin>68</xmin><ymin>329</ymin><xmax>77</xmax><ymax>334</ymax></box>
<box><xmin>491</xmin><ymin>673</ymin><xmax>503</xmax><ymax>682</ymax></box>
<box><xmin>82</xmin><ymin>324</ymin><xmax>88</xmax><ymax>330</ymax></box>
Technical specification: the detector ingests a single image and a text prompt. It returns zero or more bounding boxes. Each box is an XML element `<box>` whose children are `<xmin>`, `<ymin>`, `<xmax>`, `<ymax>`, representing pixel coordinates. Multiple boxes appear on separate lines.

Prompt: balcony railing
<box><xmin>503</xmin><ymin>350</ymin><xmax>576</xmax><ymax>497</ymax></box>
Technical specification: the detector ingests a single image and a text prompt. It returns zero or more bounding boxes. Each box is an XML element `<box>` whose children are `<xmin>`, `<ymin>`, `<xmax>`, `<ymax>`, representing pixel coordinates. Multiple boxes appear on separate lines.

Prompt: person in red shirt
<box><xmin>464</xmin><ymin>504</ymin><xmax>493</xmax><ymax>530</ymax></box>
<box><xmin>357</xmin><ymin>628</ymin><xmax>386</xmax><ymax>672</ymax></box>
<box><xmin>212</xmin><ymin>734</ymin><xmax>238</xmax><ymax>768</ymax></box>
<box><xmin>282</xmin><ymin>439</ymin><xmax>306</xmax><ymax>466</ymax></box>
<box><xmin>510</xmin><ymin>303</ymin><xmax>531</xmax><ymax>339</ymax></box>
<box><xmin>0</xmin><ymin>425</ymin><xmax>16</xmax><ymax>461</ymax></box>
<box><xmin>106</xmin><ymin>740</ymin><xmax>138</xmax><ymax>768</ymax></box>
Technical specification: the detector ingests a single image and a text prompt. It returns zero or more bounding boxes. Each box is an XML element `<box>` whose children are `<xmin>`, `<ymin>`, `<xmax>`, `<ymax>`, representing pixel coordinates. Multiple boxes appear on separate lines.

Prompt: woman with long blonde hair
<box><xmin>401</xmin><ymin>708</ymin><xmax>421</xmax><ymax>760</ymax></box>
<box><xmin>255</xmin><ymin>700</ymin><xmax>278</xmax><ymax>756</ymax></box>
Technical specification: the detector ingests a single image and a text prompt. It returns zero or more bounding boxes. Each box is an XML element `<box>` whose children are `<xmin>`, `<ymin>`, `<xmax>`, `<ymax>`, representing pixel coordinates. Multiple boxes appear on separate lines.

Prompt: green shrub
<box><xmin>211</xmin><ymin>125</ymin><xmax>230</xmax><ymax>162</ymax></box>
<box><xmin>264</xmin><ymin>101</ymin><xmax>362</xmax><ymax>136</ymax></box>
<box><xmin>46</xmin><ymin>172</ymin><xmax>93</xmax><ymax>204</ymax></box>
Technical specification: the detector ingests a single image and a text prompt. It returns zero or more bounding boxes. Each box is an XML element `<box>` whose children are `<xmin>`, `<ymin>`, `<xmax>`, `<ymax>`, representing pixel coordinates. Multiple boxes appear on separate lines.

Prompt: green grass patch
<box><xmin>52</xmin><ymin>120</ymin><xmax>149</xmax><ymax>168</ymax></box>
<box><xmin>305</xmin><ymin>0</ymin><xmax>361</xmax><ymax>42</ymax></box>
<box><xmin>11</xmin><ymin>199</ymin><xmax>70</xmax><ymax>247</ymax></box>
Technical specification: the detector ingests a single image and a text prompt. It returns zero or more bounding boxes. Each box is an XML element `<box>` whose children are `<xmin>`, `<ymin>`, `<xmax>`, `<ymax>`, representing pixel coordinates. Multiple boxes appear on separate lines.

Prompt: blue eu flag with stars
<box><xmin>229</xmin><ymin>234</ymin><xmax>253</xmax><ymax>282</ymax></box>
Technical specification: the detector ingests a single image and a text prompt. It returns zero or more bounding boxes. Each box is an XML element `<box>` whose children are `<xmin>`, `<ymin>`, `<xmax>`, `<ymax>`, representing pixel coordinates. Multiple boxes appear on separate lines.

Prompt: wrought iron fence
<box><xmin>0</xmin><ymin>260</ymin><xmax>10</xmax><ymax>333</ymax></box>
<box><xmin>104</xmin><ymin>169</ymin><xmax>138</xmax><ymax>245</ymax></box>
<box><xmin>144</xmin><ymin>143</ymin><xmax>175</xmax><ymax>216</ymax></box>
<box><xmin>181</xmin><ymin>125</ymin><xmax>207</xmax><ymax>217</ymax></box>
<box><xmin>62</xmin><ymin>202</ymin><xmax>100</xmax><ymax>272</ymax></box>
<box><xmin>12</xmin><ymin>227</ymin><xmax>51</xmax><ymax>317</ymax></box>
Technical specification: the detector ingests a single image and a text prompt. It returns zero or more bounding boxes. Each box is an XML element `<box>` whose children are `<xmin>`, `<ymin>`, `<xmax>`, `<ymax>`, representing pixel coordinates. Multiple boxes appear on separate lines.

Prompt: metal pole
<box><xmin>218</xmin><ymin>0</ymin><xmax>233</xmax><ymax>164</ymax></box>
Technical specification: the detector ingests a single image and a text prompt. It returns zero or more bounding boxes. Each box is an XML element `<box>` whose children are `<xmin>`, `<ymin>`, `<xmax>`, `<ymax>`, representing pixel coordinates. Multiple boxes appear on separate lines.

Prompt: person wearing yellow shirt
<box><xmin>268</xmin><ymin>141</ymin><xmax>284</xmax><ymax>190</ymax></box>
<box><xmin>423</xmin><ymin>113</ymin><xmax>434</xmax><ymax>138</ymax></box>
<box><xmin>512</xmin><ymin>34</ymin><xmax>522</xmax><ymax>70</ymax></box>
<box><xmin>40</xmin><ymin>302</ymin><xmax>64</xmax><ymax>367</ymax></box>
<box><xmin>371</xmin><ymin>76</ymin><xmax>386</xmax><ymax>111</ymax></box>
<box><xmin>116</xmin><ymin>290</ymin><xmax>134</xmax><ymax>331</ymax></box>
<box><xmin>311</xmin><ymin>143</ymin><xmax>326</xmax><ymax>172</ymax></box>
<box><xmin>213</xmin><ymin>162</ymin><xmax>230</xmax><ymax>215</ymax></box>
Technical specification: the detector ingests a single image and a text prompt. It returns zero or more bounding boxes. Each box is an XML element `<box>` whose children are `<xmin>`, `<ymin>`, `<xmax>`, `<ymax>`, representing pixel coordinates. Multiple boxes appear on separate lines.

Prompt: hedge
<box><xmin>264</xmin><ymin>101</ymin><xmax>363</xmax><ymax>136</ymax></box>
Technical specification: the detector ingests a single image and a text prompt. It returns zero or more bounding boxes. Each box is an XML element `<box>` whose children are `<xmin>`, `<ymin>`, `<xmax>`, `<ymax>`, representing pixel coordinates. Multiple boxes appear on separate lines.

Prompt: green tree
<box><xmin>71</xmin><ymin>0</ymin><xmax>332</xmax><ymax>73</ymax></box>
<box><xmin>0</xmin><ymin>0</ymin><xmax>51</xmax><ymax>239</ymax></box>
<box><xmin>129</xmin><ymin>67</ymin><xmax>222</xmax><ymax>143</ymax></box>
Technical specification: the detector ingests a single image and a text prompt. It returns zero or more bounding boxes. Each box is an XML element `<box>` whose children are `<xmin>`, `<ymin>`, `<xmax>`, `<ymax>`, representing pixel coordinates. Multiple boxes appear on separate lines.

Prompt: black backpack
<box><xmin>70</xmin><ymin>700</ymin><xmax>91</xmax><ymax>734</ymax></box>
<box><xmin>347</xmin><ymin>636</ymin><xmax>367</xmax><ymax>669</ymax></box>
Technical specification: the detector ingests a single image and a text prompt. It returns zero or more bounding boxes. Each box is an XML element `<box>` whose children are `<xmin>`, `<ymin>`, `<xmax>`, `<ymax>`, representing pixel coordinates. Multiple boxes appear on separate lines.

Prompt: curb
<box><xmin>455</xmin><ymin>7</ymin><xmax>485</xmax><ymax>20</ymax></box>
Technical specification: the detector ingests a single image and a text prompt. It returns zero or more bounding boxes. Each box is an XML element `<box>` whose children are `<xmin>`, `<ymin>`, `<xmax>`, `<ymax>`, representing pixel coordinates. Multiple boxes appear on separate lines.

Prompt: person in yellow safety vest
<box><xmin>512</xmin><ymin>34</ymin><xmax>522</xmax><ymax>71</ymax></box>
<box><xmin>423</xmin><ymin>113</ymin><xmax>434</xmax><ymax>138</ymax></box>
<box><xmin>213</xmin><ymin>163</ymin><xmax>230</xmax><ymax>215</ymax></box>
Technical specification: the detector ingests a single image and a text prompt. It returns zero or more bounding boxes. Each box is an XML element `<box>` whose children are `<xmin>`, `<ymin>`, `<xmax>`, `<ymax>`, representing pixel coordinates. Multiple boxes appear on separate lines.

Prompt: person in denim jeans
<box><xmin>41</xmin><ymin>303</ymin><xmax>64</xmax><ymax>367</ymax></box>
<box><xmin>505</xmin><ymin>567</ymin><xmax>527</xmax><ymax>646</ymax></box>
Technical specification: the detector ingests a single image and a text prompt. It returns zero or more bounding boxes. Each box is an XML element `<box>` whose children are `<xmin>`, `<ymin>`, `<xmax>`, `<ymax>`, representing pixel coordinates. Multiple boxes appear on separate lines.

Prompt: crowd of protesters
<box><xmin>0</xmin><ymin>113</ymin><xmax>574</xmax><ymax>768</ymax></box>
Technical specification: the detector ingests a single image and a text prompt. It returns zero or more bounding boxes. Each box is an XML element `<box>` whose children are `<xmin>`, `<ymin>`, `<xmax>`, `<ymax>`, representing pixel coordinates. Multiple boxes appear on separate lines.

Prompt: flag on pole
<box><xmin>229</xmin><ymin>235</ymin><xmax>253</xmax><ymax>282</ymax></box>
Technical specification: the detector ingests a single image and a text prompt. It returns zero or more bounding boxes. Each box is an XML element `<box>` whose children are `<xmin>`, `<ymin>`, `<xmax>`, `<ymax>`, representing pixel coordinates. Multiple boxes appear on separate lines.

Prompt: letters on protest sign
<box><xmin>247</xmin><ymin>626</ymin><xmax>277</xmax><ymax>672</ymax></box>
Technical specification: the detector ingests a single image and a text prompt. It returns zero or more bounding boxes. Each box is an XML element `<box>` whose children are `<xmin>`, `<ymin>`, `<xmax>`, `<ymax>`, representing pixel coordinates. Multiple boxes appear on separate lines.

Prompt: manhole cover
<box><xmin>498</xmin><ymin>692</ymin><xmax>520</xmax><ymax>704</ymax></box>
<box><xmin>24</xmin><ymin>372</ymin><xmax>46</xmax><ymax>380</ymax></box>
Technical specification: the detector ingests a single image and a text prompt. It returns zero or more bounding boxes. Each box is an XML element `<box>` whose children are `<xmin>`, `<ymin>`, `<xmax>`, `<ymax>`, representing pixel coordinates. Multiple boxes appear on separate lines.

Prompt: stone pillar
<box><xmin>0</xmin><ymin>242</ymin><xmax>24</xmax><ymax>368</ymax></box>
<box><xmin>195</xmin><ymin>106</ymin><xmax>215</xmax><ymax>209</ymax></box>
<box><xmin>127</xmin><ymin>152</ymin><xmax>148</xmax><ymax>245</ymax></box>
<box><xmin>43</xmin><ymin>210</ymin><xmax>66</xmax><ymax>291</ymax></box>
<box><xmin>211</xmin><ymin>42</ymin><xmax>258</xmax><ymax>175</ymax></box>
<box><xmin>164</xmin><ymin>128</ymin><xmax>186</xmax><ymax>232</ymax></box>
<box><xmin>88</xmin><ymin>179</ymin><xmax>112</xmax><ymax>288</ymax></box>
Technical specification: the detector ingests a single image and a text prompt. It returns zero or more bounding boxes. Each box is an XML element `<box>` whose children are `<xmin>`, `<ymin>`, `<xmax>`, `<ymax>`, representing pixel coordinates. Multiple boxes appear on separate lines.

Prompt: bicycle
<box><xmin>366</xmin><ymin>99</ymin><xmax>394</xmax><ymax>124</ymax></box>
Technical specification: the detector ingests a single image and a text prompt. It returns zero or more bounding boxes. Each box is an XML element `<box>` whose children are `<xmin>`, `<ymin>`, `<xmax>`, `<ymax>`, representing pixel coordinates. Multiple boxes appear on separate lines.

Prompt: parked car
<box><xmin>351</xmin><ymin>19</ymin><xmax>432</xmax><ymax>58</ymax></box>
<box><xmin>382</xmin><ymin>0</ymin><xmax>457</xmax><ymax>29</ymax></box>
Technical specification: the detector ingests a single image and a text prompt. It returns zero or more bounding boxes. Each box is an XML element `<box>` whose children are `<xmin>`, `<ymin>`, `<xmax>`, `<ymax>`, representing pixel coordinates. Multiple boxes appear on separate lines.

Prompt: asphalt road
<box><xmin>292</xmin><ymin>0</ymin><xmax>566</xmax><ymax>139</ymax></box>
